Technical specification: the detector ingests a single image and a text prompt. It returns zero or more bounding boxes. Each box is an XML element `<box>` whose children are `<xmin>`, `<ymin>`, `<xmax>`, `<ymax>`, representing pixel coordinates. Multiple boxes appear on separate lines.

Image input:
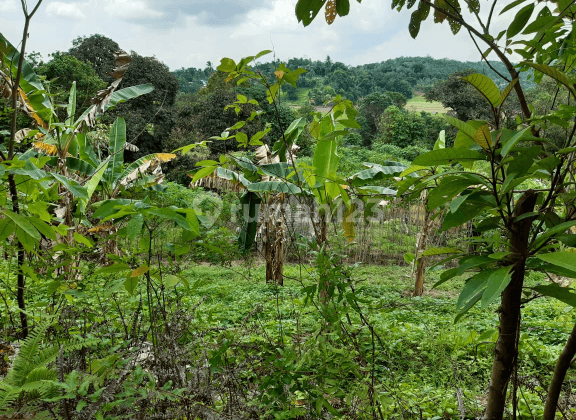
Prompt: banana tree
<box><xmin>0</xmin><ymin>29</ymin><xmax>161</xmax><ymax>336</ymax></box>
<box><xmin>194</xmin><ymin>122</ymin><xmax>304</xmax><ymax>285</ymax></box>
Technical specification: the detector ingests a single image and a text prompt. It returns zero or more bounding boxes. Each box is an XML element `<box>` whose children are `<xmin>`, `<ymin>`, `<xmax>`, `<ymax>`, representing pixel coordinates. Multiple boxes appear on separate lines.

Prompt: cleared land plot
<box><xmin>406</xmin><ymin>95</ymin><xmax>450</xmax><ymax>114</ymax></box>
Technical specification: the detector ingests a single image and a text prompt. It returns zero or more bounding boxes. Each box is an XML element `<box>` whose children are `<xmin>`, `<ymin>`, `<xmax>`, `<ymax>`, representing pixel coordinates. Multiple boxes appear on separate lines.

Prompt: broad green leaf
<box><xmin>400</xmin><ymin>165</ymin><xmax>427</xmax><ymax>177</ymax></box>
<box><xmin>500</xmin><ymin>0</ymin><xmax>528</xmax><ymax>15</ymax></box>
<box><xmin>457</xmin><ymin>270</ymin><xmax>492</xmax><ymax>310</ymax></box>
<box><xmin>433</xmin><ymin>267</ymin><xmax>459</xmax><ymax>288</ymax></box>
<box><xmin>247</xmin><ymin>181</ymin><xmax>301</xmax><ymax>194</ymax></box>
<box><xmin>28</xmin><ymin>218</ymin><xmax>56</xmax><ymax>241</ymax></box>
<box><xmin>349</xmin><ymin>163</ymin><xmax>405</xmax><ymax>186</ymax></box>
<box><xmin>336</xmin><ymin>0</ymin><xmax>350</xmax><ymax>16</ymax></box>
<box><xmin>412</xmin><ymin>149</ymin><xmax>486</xmax><ymax>166</ymax></box>
<box><xmin>462</xmin><ymin>74</ymin><xmax>501</xmax><ymax>107</ymax></box>
<box><xmin>532</xmin><ymin>283</ymin><xmax>576</xmax><ymax>307</ymax></box>
<box><xmin>455</xmin><ymin>291</ymin><xmax>483</xmax><ymax>322</ymax></box>
<box><xmin>507</xmin><ymin>3</ymin><xmax>534</xmax><ymax>38</ymax></box>
<box><xmin>536</xmin><ymin>251</ymin><xmax>576</xmax><ymax>272</ymax></box>
<box><xmin>9</xmin><ymin>160</ymin><xmax>47</xmax><ymax>180</ymax></box>
<box><xmin>103</xmin><ymin>84</ymin><xmax>154</xmax><ymax>114</ymax></box>
<box><xmin>505</xmin><ymin>145</ymin><xmax>541</xmax><ymax>182</ymax></box>
<box><xmin>66</xmin><ymin>82</ymin><xmax>77</xmax><ymax>126</ymax></box>
<box><xmin>94</xmin><ymin>263</ymin><xmax>130</xmax><ymax>275</ymax></box>
<box><xmin>51</xmin><ymin>173</ymin><xmax>89</xmax><ymax>199</ymax></box>
<box><xmin>295</xmin><ymin>0</ymin><xmax>326</xmax><ymax>26</ymax></box>
<box><xmin>500</xmin><ymin>78</ymin><xmax>519</xmax><ymax>106</ymax></box>
<box><xmin>192</xmin><ymin>166</ymin><xmax>217</xmax><ymax>183</ymax></box>
<box><xmin>217</xmin><ymin>57</ymin><xmax>236</xmax><ymax>72</ymax></box>
<box><xmin>442</xmin><ymin>115</ymin><xmax>477</xmax><ymax>139</ymax></box>
<box><xmin>443</xmin><ymin>200</ymin><xmax>486</xmax><ymax>230</ymax></box>
<box><xmin>254</xmin><ymin>49</ymin><xmax>272</xmax><ymax>59</ymax></box>
<box><xmin>433</xmin><ymin>130</ymin><xmax>445</xmax><ymax>150</ymax></box>
<box><xmin>357</xmin><ymin>185</ymin><xmax>397</xmax><ymax>195</ymax></box>
<box><xmin>3</xmin><ymin>210</ymin><xmax>40</xmax><ymax>241</ymax></box>
<box><xmin>85</xmin><ymin>162</ymin><xmax>108</xmax><ymax>201</ymax></box>
<box><xmin>500</xmin><ymin>126</ymin><xmax>531</xmax><ymax>157</ymax></box>
<box><xmin>523</xmin><ymin>63</ymin><xmax>575</xmax><ymax>96</ymax></box>
<box><xmin>533</xmin><ymin>221</ymin><xmax>576</xmax><ymax>249</ymax></box>
<box><xmin>73</xmin><ymin>232</ymin><xmax>93</xmax><ymax>248</ymax></box>
<box><xmin>0</xmin><ymin>33</ymin><xmax>52</xmax><ymax>123</ymax></box>
<box><xmin>103</xmin><ymin>117</ymin><xmax>126</xmax><ymax>185</ymax></box>
<box><xmin>427</xmin><ymin>177</ymin><xmax>477</xmax><ymax>210</ymax></box>
<box><xmin>0</xmin><ymin>219</ymin><xmax>14</xmax><ymax>241</ymax></box>
<box><xmin>421</xmin><ymin>247</ymin><xmax>461</xmax><ymax>257</ymax></box>
<box><xmin>481</xmin><ymin>266</ymin><xmax>513</xmax><ymax>308</ymax></box>
<box><xmin>66</xmin><ymin>157</ymin><xmax>96</xmax><ymax>176</ymax></box>
<box><xmin>148</xmin><ymin>208</ymin><xmax>196</xmax><ymax>231</ymax></box>
<box><xmin>473</xmin><ymin>124</ymin><xmax>492</xmax><ymax>149</ymax></box>
<box><xmin>259</xmin><ymin>163</ymin><xmax>294</xmax><ymax>179</ymax></box>
<box><xmin>127</xmin><ymin>215</ymin><xmax>144</xmax><ymax>238</ymax></box>
<box><xmin>92</xmin><ymin>199</ymin><xmax>132</xmax><ymax>219</ymax></box>
<box><xmin>16</xmin><ymin>226</ymin><xmax>36</xmax><ymax>252</ymax></box>
<box><xmin>124</xmin><ymin>276</ymin><xmax>138</xmax><ymax>295</ymax></box>
<box><xmin>273</xmin><ymin>118</ymin><xmax>306</xmax><ymax>162</ymax></box>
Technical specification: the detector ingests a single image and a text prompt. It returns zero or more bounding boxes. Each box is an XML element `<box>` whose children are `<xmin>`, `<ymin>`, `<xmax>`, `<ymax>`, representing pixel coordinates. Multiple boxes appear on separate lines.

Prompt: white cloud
<box><xmin>104</xmin><ymin>0</ymin><xmax>163</xmax><ymax>20</ymax></box>
<box><xmin>0</xmin><ymin>0</ymin><xmax>528</xmax><ymax>71</ymax></box>
<box><xmin>0</xmin><ymin>0</ymin><xmax>17</xmax><ymax>12</ymax></box>
<box><xmin>46</xmin><ymin>1</ymin><xmax>86</xmax><ymax>19</ymax></box>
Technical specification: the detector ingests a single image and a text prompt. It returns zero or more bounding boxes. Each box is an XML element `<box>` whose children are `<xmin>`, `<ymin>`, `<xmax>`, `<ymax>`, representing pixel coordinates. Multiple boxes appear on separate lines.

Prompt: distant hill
<box><xmin>172</xmin><ymin>56</ymin><xmax>534</xmax><ymax>103</ymax></box>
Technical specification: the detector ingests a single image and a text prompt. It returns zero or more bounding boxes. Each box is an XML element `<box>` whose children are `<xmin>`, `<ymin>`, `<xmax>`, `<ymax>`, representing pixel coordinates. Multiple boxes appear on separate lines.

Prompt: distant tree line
<box><xmin>173</xmin><ymin>55</ymin><xmax>535</xmax><ymax>101</ymax></box>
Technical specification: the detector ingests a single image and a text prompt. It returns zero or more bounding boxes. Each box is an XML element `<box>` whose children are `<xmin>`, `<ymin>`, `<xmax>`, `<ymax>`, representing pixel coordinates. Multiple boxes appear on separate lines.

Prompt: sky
<box><xmin>0</xmin><ymin>0</ymin><xmax>513</xmax><ymax>71</ymax></box>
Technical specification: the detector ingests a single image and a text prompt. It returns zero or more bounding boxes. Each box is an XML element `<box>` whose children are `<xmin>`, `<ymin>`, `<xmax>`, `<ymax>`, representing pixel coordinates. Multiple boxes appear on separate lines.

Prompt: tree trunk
<box><xmin>414</xmin><ymin>257</ymin><xmax>426</xmax><ymax>296</ymax></box>
<box><xmin>263</xmin><ymin>196</ymin><xmax>284</xmax><ymax>286</ymax></box>
<box><xmin>543</xmin><ymin>321</ymin><xmax>576</xmax><ymax>420</ymax></box>
<box><xmin>413</xmin><ymin>201</ymin><xmax>432</xmax><ymax>297</ymax></box>
<box><xmin>484</xmin><ymin>191</ymin><xmax>537</xmax><ymax>420</ymax></box>
<box><xmin>8</xmin><ymin>175</ymin><xmax>27</xmax><ymax>338</ymax></box>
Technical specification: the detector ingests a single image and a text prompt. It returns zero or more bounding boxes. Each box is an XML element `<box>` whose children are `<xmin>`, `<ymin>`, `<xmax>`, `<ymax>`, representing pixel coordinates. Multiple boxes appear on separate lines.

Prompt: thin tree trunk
<box><xmin>317</xmin><ymin>207</ymin><xmax>330</xmax><ymax>303</ymax></box>
<box><xmin>413</xmin><ymin>198</ymin><xmax>432</xmax><ymax>296</ymax></box>
<box><xmin>6</xmin><ymin>1</ymin><xmax>43</xmax><ymax>339</ymax></box>
<box><xmin>414</xmin><ymin>257</ymin><xmax>426</xmax><ymax>296</ymax></box>
<box><xmin>543</xmin><ymin>321</ymin><xmax>576</xmax><ymax>420</ymax></box>
<box><xmin>484</xmin><ymin>191</ymin><xmax>537</xmax><ymax>419</ymax></box>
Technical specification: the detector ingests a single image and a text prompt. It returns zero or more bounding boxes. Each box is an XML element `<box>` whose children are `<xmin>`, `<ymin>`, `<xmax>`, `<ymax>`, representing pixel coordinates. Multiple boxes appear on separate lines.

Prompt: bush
<box><xmin>373</xmin><ymin>143</ymin><xmax>430</xmax><ymax>161</ymax></box>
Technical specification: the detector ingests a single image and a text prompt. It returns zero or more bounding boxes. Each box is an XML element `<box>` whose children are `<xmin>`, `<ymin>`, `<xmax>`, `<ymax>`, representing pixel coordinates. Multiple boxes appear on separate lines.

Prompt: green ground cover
<box><xmin>161</xmin><ymin>263</ymin><xmax>574</xmax><ymax>418</ymax></box>
<box><xmin>1</xmin><ymin>259</ymin><xmax>574</xmax><ymax>418</ymax></box>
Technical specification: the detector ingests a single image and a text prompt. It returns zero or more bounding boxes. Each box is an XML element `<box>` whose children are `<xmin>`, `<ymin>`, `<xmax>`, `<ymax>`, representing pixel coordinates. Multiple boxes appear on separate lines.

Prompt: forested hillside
<box><xmin>174</xmin><ymin>56</ymin><xmax>535</xmax><ymax>101</ymax></box>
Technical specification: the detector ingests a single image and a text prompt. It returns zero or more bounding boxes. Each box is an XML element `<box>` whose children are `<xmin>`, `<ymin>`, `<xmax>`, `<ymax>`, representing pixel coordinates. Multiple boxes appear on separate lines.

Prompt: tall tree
<box><xmin>37</xmin><ymin>52</ymin><xmax>106</xmax><ymax>117</ymax></box>
<box><xmin>69</xmin><ymin>34</ymin><xmax>118</xmax><ymax>82</ymax></box>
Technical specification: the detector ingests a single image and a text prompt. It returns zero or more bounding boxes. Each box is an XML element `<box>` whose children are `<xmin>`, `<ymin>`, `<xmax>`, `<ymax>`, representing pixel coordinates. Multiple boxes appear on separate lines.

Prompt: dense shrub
<box><xmin>373</xmin><ymin>143</ymin><xmax>430</xmax><ymax>161</ymax></box>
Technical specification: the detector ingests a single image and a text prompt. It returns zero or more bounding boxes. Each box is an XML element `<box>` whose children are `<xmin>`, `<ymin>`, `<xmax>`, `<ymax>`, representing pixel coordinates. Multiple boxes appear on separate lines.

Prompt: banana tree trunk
<box><xmin>484</xmin><ymin>191</ymin><xmax>537</xmax><ymax>420</ymax></box>
<box><xmin>263</xmin><ymin>195</ymin><xmax>285</xmax><ymax>286</ymax></box>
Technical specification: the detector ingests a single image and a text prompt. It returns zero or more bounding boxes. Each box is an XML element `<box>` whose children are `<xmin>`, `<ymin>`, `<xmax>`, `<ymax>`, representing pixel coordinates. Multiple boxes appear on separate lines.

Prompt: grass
<box><xmin>2</xmin><ymin>256</ymin><xmax>574</xmax><ymax>418</ymax></box>
<box><xmin>281</xmin><ymin>87</ymin><xmax>311</xmax><ymax>107</ymax></box>
<box><xmin>406</xmin><ymin>95</ymin><xmax>450</xmax><ymax>114</ymax></box>
<box><xmin>174</xmin><ymin>262</ymin><xmax>574</xmax><ymax>418</ymax></box>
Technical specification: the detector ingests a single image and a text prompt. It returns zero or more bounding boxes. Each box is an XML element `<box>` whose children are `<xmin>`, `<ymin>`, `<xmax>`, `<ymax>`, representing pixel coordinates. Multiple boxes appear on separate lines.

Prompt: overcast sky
<box><xmin>1</xmin><ymin>0</ymin><xmax>513</xmax><ymax>71</ymax></box>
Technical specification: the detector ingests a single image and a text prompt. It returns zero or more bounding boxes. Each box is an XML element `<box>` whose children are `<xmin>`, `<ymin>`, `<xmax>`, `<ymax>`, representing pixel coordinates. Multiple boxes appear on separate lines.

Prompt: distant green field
<box><xmin>406</xmin><ymin>95</ymin><xmax>450</xmax><ymax>114</ymax></box>
<box><xmin>280</xmin><ymin>87</ymin><xmax>311</xmax><ymax>107</ymax></box>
